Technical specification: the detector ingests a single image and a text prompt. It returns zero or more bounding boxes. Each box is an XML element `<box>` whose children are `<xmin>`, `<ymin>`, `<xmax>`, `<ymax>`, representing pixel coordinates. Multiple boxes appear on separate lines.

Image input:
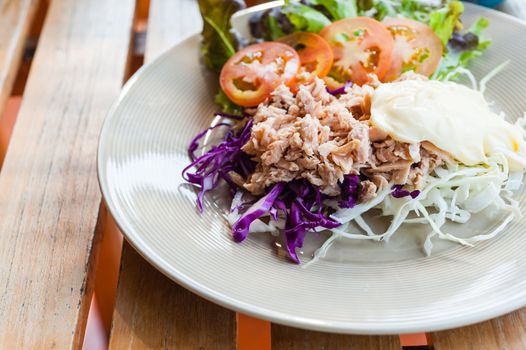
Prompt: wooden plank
<box><xmin>109</xmin><ymin>245</ymin><xmax>236</xmax><ymax>349</ymax></box>
<box><xmin>433</xmin><ymin>309</ymin><xmax>526</xmax><ymax>350</ymax></box>
<box><xmin>0</xmin><ymin>0</ymin><xmax>39</xmax><ymax>136</ymax></box>
<box><xmin>272</xmin><ymin>325</ymin><xmax>401</xmax><ymax>350</ymax></box>
<box><xmin>0</xmin><ymin>0</ymin><xmax>135</xmax><ymax>348</ymax></box>
<box><xmin>108</xmin><ymin>1</ymin><xmax>237</xmax><ymax>348</ymax></box>
<box><xmin>144</xmin><ymin>0</ymin><xmax>201</xmax><ymax>63</ymax></box>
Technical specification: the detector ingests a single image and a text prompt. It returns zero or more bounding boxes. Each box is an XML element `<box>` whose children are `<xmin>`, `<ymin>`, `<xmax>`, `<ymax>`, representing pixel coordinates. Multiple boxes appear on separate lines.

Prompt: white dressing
<box><xmin>370</xmin><ymin>79</ymin><xmax>526</xmax><ymax>170</ymax></box>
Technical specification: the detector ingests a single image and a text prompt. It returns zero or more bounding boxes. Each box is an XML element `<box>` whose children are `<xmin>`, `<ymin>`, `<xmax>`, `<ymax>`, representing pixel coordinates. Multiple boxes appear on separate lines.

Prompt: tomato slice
<box><xmin>383</xmin><ymin>18</ymin><xmax>443</xmax><ymax>81</ymax></box>
<box><xmin>277</xmin><ymin>32</ymin><xmax>333</xmax><ymax>86</ymax></box>
<box><xmin>220</xmin><ymin>42</ymin><xmax>300</xmax><ymax>107</ymax></box>
<box><xmin>320</xmin><ymin>17</ymin><xmax>394</xmax><ymax>87</ymax></box>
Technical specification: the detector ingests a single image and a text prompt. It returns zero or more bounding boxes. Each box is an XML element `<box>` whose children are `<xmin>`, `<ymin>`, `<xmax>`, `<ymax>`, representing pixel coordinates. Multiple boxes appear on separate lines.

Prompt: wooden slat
<box><xmin>0</xmin><ymin>0</ymin><xmax>135</xmax><ymax>348</ymax></box>
<box><xmin>109</xmin><ymin>245</ymin><xmax>236</xmax><ymax>349</ymax></box>
<box><xmin>433</xmin><ymin>309</ymin><xmax>526</xmax><ymax>350</ymax></box>
<box><xmin>144</xmin><ymin>0</ymin><xmax>201</xmax><ymax>62</ymax></box>
<box><xmin>0</xmin><ymin>0</ymin><xmax>39</xmax><ymax>133</ymax></box>
<box><xmin>107</xmin><ymin>1</ymin><xmax>237</xmax><ymax>348</ymax></box>
<box><xmin>272</xmin><ymin>325</ymin><xmax>401</xmax><ymax>350</ymax></box>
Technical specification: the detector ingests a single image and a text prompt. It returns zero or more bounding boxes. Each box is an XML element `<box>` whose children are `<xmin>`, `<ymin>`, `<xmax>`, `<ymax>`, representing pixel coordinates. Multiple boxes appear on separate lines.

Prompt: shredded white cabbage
<box><xmin>316</xmin><ymin>154</ymin><xmax>523</xmax><ymax>260</ymax></box>
<box><xmin>444</xmin><ymin>67</ymin><xmax>478</xmax><ymax>90</ymax></box>
<box><xmin>480</xmin><ymin>61</ymin><xmax>510</xmax><ymax>95</ymax></box>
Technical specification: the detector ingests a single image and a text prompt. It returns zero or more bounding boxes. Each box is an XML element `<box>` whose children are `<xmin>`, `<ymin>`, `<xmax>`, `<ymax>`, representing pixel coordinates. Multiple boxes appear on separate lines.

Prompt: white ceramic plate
<box><xmin>98</xmin><ymin>4</ymin><xmax>526</xmax><ymax>334</ymax></box>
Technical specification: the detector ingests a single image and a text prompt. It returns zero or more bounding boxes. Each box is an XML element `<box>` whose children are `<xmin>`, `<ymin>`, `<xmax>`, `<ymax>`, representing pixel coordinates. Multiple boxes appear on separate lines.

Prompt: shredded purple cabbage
<box><xmin>232</xmin><ymin>183</ymin><xmax>285</xmax><ymax>242</ymax></box>
<box><xmin>230</xmin><ymin>179</ymin><xmax>341</xmax><ymax>263</ymax></box>
<box><xmin>279</xmin><ymin>180</ymin><xmax>340</xmax><ymax>263</ymax></box>
<box><xmin>391</xmin><ymin>185</ymin><xmax>420</xmax><ymax>199</ymax></box>
<box><xmin>339</xmin><ymin>175</ymin><xmax>360</xmax><ymax>208</ymax></box>
<box><xmin>327</xmin><ymin>81</ymin><xmax>352</xmax><ymax>95</ymax></box>
<box><xmin>182</xmin><ymin>119</ymin><xmax>254</xmax><ymax>212</ymax></box>
<box><xmin>187</xmin><ymin>123</ymin><xmax>231</xmax><ymax>161</ymax></box>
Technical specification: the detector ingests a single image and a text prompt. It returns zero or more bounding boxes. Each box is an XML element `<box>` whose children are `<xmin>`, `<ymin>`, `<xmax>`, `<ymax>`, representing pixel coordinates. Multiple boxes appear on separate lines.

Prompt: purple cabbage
<box><xmin>280</xmin><ymin>180</ymin><xmax>340</xmax><ymax>263</ymax></box>
<box><xmin>283</xmin><ymin>201</ymin><xmax>306</xmax><ymax>264</ymax></box>
<box><xmin>182</xmin><ymin>119</ymin><xmax>254</xmax><ymax>212</ymax></box>
<box><xmin>391</xmin><ymin>185</ymin><xmax>420</xmax><ymax>199</ymax></box>
<box><xmin>327</xmin><ymin>81</ymin><xmax>352</xmax><ymax>95</ymax></box>
<box><xmin>187</xmin><ymin>123</ymin><xmax>231</xmax><ymax>161</ymax></box>
<box><xmin>231</xmin><ymin>179</ymin><xmax>341</xmax><ymax>263</ymax></box>
<box><xmin>232</xmin><ymin>183</ymin><xmax>285</xmax><ymax>242</ymax></box>
<box><xmin>339</xmin><ymin>175</ymin><xmax>360</xmax><ymax>208</ymax></box>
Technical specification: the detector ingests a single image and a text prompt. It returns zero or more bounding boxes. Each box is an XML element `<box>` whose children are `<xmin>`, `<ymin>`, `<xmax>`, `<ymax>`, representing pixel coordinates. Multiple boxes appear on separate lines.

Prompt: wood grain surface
<box><xmin>0</xmin><ymin>0</ymin><xmax>39</xmax><ymax>136</ymax></box>
<box><xmin>108</xmin><ymin>244</ymin><xmax>236</xmax><ymax>350</ymax></box>
<box><xmin>433</xmin><ymin>309</ymin><xmax>526</xmax><ymax>350</ymax></box>
<box><xmin>0</xmin><ymin>0</ymin><xmax>135</xmax><ymax>348</ymax></box>
<box><xmin>272</xmin><ymin>325</ymin><xmax>400</xmax><ymax>350</ymax></box>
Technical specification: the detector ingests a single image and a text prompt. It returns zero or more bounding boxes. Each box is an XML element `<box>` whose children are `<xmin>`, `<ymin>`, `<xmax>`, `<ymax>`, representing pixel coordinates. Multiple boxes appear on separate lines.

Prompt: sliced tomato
<box><xmin>220</xmin><ymin>42</ymin><xmax>300</xmax><ymax>107</ymax></box>
<box><xmin>320</xmin><ymin>17</ymin><xmax>394</xmax><ymax>87</ymax></box>
<box><xmin>383</xmin><ymin>18</ymin><xmax>443</xmax><ymax>81</ymax></box>
<box><xmin>277</xmin><ymin>32</ymin><xmax>333</xmax><ymax>86</ymax></box>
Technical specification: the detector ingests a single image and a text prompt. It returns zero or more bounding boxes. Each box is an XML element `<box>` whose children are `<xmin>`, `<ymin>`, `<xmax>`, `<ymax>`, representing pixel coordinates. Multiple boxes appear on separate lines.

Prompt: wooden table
<box><xmin>0</xmin><ymin>0</ymin><xmax>525</xmax><ymax>349</ymax></box>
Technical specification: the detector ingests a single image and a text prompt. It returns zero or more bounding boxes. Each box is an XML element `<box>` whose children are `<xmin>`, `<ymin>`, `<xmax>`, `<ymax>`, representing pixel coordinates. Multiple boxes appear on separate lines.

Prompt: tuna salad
<box><xmin>184</xmin><ymin>0</ymin><xmax>526</xmax><ymax>264</ymax></box>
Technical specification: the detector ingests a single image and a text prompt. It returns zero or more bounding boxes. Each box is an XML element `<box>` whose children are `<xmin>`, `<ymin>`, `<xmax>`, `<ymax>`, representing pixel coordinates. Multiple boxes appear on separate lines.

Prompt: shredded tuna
<box><xmin>241</xmin><ymin>76</ymin><xmax>454</xmax><ymax>202</ymax></box>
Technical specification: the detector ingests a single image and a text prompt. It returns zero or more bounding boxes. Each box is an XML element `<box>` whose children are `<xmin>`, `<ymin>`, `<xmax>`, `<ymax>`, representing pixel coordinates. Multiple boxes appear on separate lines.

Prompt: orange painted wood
<box><xmin>0</xmin><ymin>0</ymin><xmax>135</xmax><ymax>347</ymax></box>
<box><xmin>399</xmin><ymin>333</ymin><xmax>431</xmax><ymax>347</ymax></box>
<box><xmin>0</xmin><ymin>0</ymin><xmax>40</xmax><ymax>153</ymax></box>
<box><xmin>237</xmin><ymin>313</ymin><xmax>271</xmax><ymax>350</ymax></box>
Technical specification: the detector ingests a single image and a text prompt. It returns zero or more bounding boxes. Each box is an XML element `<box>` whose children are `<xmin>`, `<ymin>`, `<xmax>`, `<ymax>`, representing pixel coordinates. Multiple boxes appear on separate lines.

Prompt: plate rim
<box><xmin>97</xmin><ymin>3</ymin><xmax>526</xmax><ymax>334</ymax></box>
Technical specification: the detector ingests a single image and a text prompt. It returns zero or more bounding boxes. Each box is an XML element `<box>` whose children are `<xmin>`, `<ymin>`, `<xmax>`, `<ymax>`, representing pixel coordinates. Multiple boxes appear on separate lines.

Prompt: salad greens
<box><xmin>433</xmin><ymin>17</ymin><xmax>492</xmax><ymax>80</ymax></box>
<box><xmin>308</xmin><ymin>0</ymin><xmax>358</xmax><ymax>20</ymax></box>
<box><xmin>281</xmin><ymin>3</ymin><xmax>332</xmax><ymax>33</ymax></box>
<box><xmin>428</xmin><ymin>1</ymin><xmax>464</xmax><ymax>47</ymax></box>
<box><xmin>198</xmin><ymin>0</ymin><xmax>245</xmax><ymax>71</ymax></box>
<box><xmin>254</xmin><ymin>0</ymin><xmax>466</xmax><ymax>41</ymax></box>
<box><xmin>197</xmin><ymin>0</ymin><xmax>490</xmax><ymax>110</ymax></box>
<box><xmin>215</xmin><ymin>89</ymin><xmax>243</xmax><ymax>115</ymax></box>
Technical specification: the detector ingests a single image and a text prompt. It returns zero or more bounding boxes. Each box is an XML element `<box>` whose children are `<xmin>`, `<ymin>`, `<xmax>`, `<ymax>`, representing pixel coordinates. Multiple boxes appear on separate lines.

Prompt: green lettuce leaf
<box><xmin>281</xmin><ymin>2</ymin><xmax>331</xmax><ymax>33</ymax></box>
<box><xmin>198</xmin><ymin>0</ymin><xmax>246</xmax><ymax>72</ymax></box>
<box><xmin>433</xmin><ymin>17</ymin><xmax>491</xmax><ymax>80</ymax></box>
<box><xmin>429</xmin><ymin>1</ymin><xmax>464</xmax><ymax>47</ymax></box>
<box><xmin>308</xmin><ymin>0</ymin><xmax>358</xmax><ymax>20</ymax></box>
<box><xmin>215</xmin><ymin>89</ymin><xmax>242</xmax><ymax>115</ymax></box>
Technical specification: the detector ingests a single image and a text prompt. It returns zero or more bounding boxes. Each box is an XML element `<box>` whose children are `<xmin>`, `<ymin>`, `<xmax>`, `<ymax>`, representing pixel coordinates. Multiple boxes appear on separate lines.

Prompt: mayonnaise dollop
<box><xmin>370</xmin><ymin>79</ymin><xmax>526</xmax><ymax>170</ymax></box>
